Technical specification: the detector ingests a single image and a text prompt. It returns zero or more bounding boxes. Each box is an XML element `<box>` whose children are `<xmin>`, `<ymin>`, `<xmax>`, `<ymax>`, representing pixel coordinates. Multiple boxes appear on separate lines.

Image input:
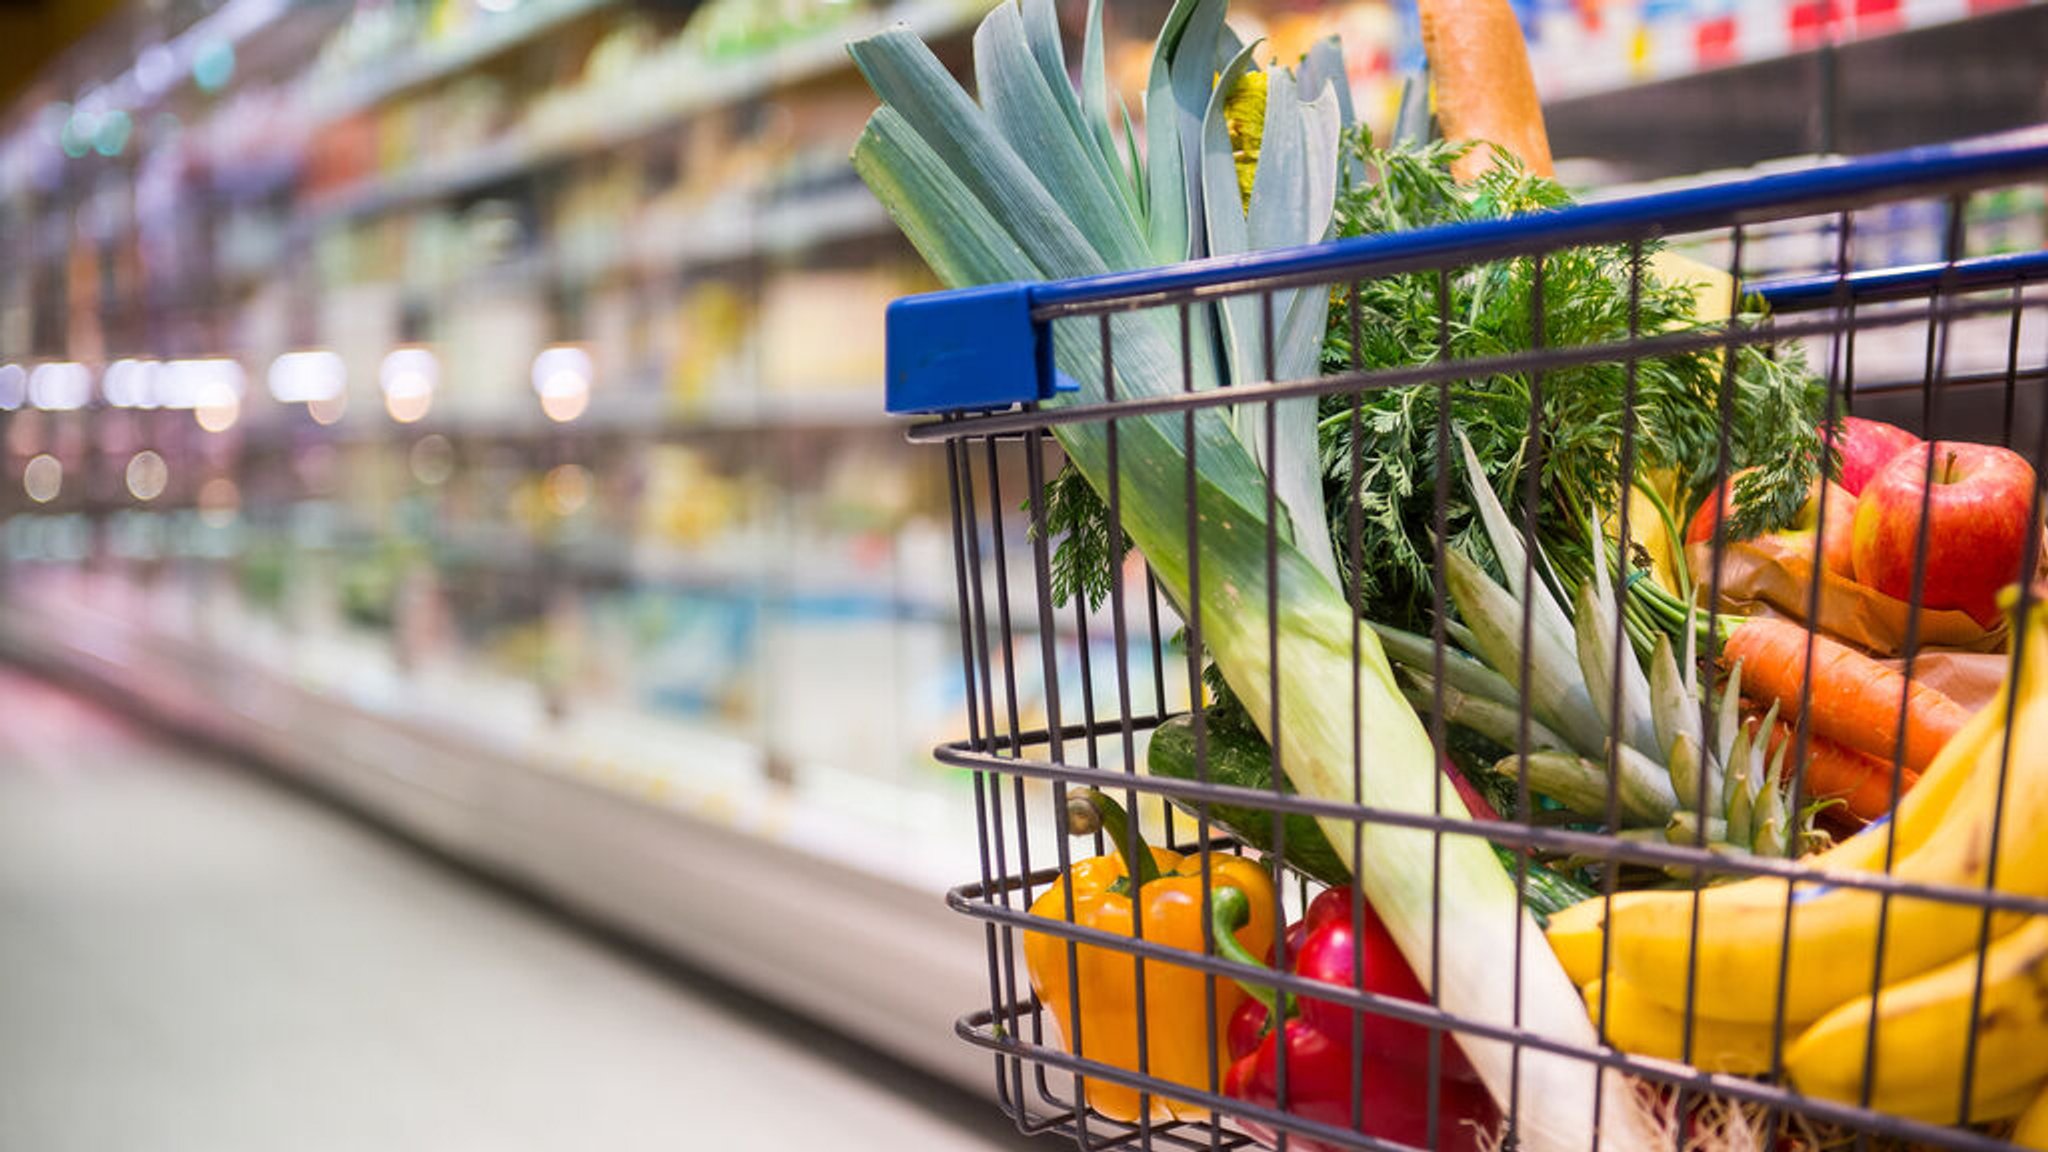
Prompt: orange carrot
<box><xmin>1756</xmin><ymin>716</ymin><xmax>1918</xmax><ymax>826</ymax></box>
<box><xmin>1723</xmin><ymin>618</ymin><xmax>1969</xmax><ymax>776</ymax></box>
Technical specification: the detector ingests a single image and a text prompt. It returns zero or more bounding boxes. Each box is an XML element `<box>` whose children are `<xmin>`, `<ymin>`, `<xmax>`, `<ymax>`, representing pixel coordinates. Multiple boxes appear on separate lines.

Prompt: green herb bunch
<box><xmin>1319</xmin><ymin>132</ymin><xmax>1826</xmax><ymax>633</ymax></box>
<box><xmin>1037</xmin><ymin>132</ymin><xmax>1828</xmax><ymax>633</ymax></box>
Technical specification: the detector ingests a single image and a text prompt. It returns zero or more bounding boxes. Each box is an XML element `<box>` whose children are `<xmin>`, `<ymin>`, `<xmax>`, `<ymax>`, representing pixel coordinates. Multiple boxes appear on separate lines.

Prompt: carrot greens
<box><xmin>1042</xmin><ymin>134</ymin><xmax>1827</xmax><ymax>642</ymax></box>
<box><xmin>1317</xmin><ymin>134</ymin><xmax>1826</xmax><ymax>635</ymax></box>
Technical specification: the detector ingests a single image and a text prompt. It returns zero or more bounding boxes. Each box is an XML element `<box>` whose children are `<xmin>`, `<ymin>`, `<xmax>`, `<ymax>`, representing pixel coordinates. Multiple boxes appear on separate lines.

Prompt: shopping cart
<box><xmin>891</xmin><ymin>129</ymin><xmax>2048</xmax><ymax>1152</ymax></box>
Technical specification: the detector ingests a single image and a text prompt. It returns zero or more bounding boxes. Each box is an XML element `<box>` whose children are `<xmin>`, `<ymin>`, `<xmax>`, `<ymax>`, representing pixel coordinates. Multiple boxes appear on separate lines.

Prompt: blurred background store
<box><xmin>0</xmin><ymin>0</ymin><xmax>2041</xmax><ymax>1148</ymax></box>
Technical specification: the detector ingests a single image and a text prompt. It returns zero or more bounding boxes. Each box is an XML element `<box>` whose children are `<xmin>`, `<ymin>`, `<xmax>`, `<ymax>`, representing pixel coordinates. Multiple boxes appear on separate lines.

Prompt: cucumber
<box><xmin>1509</xmin><ymin>852</ymin><xmax>1598</xmax><ymax>924</ymax></box>
<box><xmin>1146</xmin><ymin>709</ymin><xmax>1354</xmax><ymax>888</ymax></box>
<box><xmin>1147</xmin><ymin>709</ymin><xmax>1597</xmax><ymax>923</ymax></box>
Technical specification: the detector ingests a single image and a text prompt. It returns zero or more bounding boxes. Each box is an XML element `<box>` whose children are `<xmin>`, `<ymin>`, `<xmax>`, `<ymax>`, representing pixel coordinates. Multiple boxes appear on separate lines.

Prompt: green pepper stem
<box><xmin>1210</xmin><ymin>885</ymin><xmax>1289</xmax><ymax>1020</ymax></box>
<box><xmin>1069</xmin><ymin>788</ymin><xmax>1162</xmax><ymax>889</ymax></box>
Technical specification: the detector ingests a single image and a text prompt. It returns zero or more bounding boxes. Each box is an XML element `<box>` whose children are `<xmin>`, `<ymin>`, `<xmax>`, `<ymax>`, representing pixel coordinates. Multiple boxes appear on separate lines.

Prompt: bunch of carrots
<box><xmin>1724</xmin><ymin>618</ymin><xmax>1970</xmax><ymax>827</ymax></box>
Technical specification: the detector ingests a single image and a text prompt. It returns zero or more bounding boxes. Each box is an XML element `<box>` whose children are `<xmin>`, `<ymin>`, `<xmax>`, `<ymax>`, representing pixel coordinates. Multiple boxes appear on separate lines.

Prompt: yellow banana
<box><xmin>1852</xmin><ymin>1078</ymin><xmax>2043</xmax><ymax>1126</ymax></box>
<box><xmin>1603</xmin><ymin>609</ymin><xmax>2048</xmax><ymax>1024</ymax></box>
<box><xmin>1786</xmin><ymin>916</ymin><xmax>2048</xmax><ymax>1120</ymax></box>
<box><xmin>1583</xmin><ymin>978</ymin><xmax>1786</xmax><ymax>1074</ymax></box>
<box><xmin>1611</xmin><ymin>723</ymin><xmax>2025</xmax><ymax>1024</ymax></box>
<box><xmin>1795</xmin><ymin>1075</ymin><xmax>2043</xmax><ymax>1127</ymax></box>
<box><xmin>1547</xmin><ymin>892</ymin><xmax>1651</xmax><ymax>988</ymax></box>
<box><xmin>2015</xmin><ymin>1079</ymin><xmax>2048</xmax><ymax>1149</ymax></box>
<box><xmin>1545</xmin><ymin>689</ymin><xmax>2003</xmax><ymax>1016</ymax></box>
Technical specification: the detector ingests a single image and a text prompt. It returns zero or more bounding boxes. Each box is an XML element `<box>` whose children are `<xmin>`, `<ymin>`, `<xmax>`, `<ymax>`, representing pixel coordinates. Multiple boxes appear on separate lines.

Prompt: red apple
<box><xmin>1851</xmin><ymin>441</ymin><xmax>2038</xmax><ymax>626</ymax></box>
<box><xmin>1830</xmin><ymin>416</ymin><xmax>1922</xmax><ymax>496</ymax></box>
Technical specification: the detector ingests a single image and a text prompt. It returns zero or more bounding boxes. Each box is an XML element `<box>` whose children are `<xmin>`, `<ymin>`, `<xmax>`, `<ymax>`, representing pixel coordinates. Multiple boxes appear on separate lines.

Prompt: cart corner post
<box><xmin>885</xmin><ymin>282</ymin><xmax>1058</xmax><ymax>416</ymax></box>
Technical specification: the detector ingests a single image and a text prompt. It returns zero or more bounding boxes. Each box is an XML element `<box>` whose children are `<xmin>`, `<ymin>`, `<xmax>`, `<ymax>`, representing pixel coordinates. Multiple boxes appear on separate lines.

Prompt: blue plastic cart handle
<box><xmin>886</xmin><ymin>127</ymin><xmax>2048</xmax><ymax>416</ymax></box>
<box><xmin>1754</xmin><ymin>249</ymin><xmax>2048</xmax><ymax>312</ymax></box>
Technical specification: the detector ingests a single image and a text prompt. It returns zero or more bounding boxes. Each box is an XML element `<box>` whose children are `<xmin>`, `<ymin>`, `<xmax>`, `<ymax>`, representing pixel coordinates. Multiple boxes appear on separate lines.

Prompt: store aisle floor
<box><xmin>0</xmin><ymin>669</ymin><xmax>1037</xmax><ymax>1152</ymax></box>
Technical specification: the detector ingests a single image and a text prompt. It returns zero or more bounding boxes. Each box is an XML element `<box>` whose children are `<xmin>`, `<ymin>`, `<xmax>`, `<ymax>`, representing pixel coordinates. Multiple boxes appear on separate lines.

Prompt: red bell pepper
<box><xmin>1213</xmin><ymin>885</ymin><xmax>1500</xmax><ymax>1152</ymax></box>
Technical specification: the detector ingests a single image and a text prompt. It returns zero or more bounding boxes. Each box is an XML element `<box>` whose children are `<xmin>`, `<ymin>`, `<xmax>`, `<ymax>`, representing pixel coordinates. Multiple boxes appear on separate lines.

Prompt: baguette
<box><xmin>1418</xmin><ymin>0</ymin><xmax>1555</xmax><ymax>181</ymax></box>
<box><xmin>1418</xmin><ymin>0</ymin><xmax>1743</xmax><ymax>317</ymax></box>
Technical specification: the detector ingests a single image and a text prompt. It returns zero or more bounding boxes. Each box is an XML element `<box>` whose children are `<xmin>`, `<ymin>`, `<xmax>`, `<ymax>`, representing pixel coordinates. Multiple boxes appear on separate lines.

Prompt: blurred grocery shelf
<box><xmin>1548</xmin><ymin>0</ymin><xmax>2048</xmax><ymax>179</ymax></box>
<box><xmin>297</xmin><ymin>0</ymin><xmax>618</xmax><ymax>126</ymax></box>
<box><xmin>297</xmin><ymin>0</ymin><xmax>989</xmax><ymax>229</ymax></box>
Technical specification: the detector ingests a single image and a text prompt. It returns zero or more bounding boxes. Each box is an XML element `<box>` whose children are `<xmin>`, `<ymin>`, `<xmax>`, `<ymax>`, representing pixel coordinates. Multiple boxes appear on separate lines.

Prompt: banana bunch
<box><xmin>1376</xmin><ymin>432</ymin><xmax>1812</xmax><ymax>860</ymax></box>
<box><xmin>1547</xmin><ymin>599</ymin><xmax>2048</xmax><ymax>1123</ymax></box>
<box><xmin>2020</xmin><ymin>1086</ymin><xmax>2048</xmax><ymax>1149</ymax></box>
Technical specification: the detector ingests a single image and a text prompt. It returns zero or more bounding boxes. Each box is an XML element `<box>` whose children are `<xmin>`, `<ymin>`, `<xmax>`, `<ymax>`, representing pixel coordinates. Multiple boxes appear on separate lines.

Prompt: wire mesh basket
<box><xmin>891</xmin><ymin>129</ymin><xmax>2048</xmax><ymax>1152</ymax></box>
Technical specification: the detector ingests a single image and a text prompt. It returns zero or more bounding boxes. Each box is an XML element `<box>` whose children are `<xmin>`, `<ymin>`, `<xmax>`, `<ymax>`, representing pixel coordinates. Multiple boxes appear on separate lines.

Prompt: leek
<box><xmin>850</xmin><ymin>3</ymin><xmax>1650</xmax><ymax>1148</ymax></box>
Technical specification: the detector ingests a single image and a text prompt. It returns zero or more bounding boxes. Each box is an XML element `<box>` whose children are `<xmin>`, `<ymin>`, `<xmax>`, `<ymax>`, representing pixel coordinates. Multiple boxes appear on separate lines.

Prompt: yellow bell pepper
<box><xmin>1023</xmin><ymin>789</ymin><xmax>1278</xmax><ymax>1123</ymax></box>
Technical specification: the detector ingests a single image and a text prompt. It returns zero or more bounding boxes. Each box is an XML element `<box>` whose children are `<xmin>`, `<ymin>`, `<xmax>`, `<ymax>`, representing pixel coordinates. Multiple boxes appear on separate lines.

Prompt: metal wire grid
<box><xmin>910</xmin><ymin>135</ymin><xmax>2048</xmax><ymax>1152</ymax></box>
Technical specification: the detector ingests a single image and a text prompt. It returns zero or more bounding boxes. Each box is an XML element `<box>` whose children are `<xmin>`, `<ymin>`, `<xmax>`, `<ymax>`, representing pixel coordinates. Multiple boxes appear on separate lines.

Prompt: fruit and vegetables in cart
<box><xmin>1554</xmin><ymin>597</ymin><xmax>2048</xmax><ymax>1121</ymax></box>
<box><xmin>1685</xmin><ymin>420</ymin><xmax>2042</xmax><ymax>656</ymax></box>
<box><xmin>858</xmin><ymin>0</ymin><xmax>2048</xmax><ymax>1144</ymax></box>
<box><xmin>852</xmin><ymin>0</ymin><xmax>1669</xmax><ymax>1144</ymax></box>
<box><xmin>1378</xmin><ymin>432</ymin><xmax>1828</xmax><ymax>861</ymax></box>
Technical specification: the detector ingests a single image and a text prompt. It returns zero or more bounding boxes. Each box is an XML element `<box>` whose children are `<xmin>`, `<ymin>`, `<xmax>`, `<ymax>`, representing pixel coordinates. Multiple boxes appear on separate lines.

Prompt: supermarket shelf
<box><xmin>1547</xmin><ymin>3</ymin><xmax>2048</xmax><ymax>180</ymax></box>
<box><xmin>307</xmin><ymin>387</ymin><xmax>889</xmax><ymax>445</ymax></box>
<box><xmin>608</xmin><ymin>181</ymin><xmax>898</xmax><ymax>280</ymax></box>
<box><xmin>0</xmin><ymin>0</ymin><xmax>316</xmax><ymax>198</ymax></box>
<box><xmin>0</xmin><ymin>586</ymin><xmax>996</xmax><ymax>1092</ymax></box>
<box><xmin>297</xmin><ymin>0</ymin><xmax>619</xmax><ymax>128</ymax></box>
<box><xmin>421</xmin><ymin>526</ymin><xmax>965</xmax><ymax>621</ymax></box>
<box><xmin>297</xmin><ymin>0</ymin><xmax>989</xmax><ymax>233</ymax></box>
<box><xmin>662</xmin><ymin>387</ymin><xmax>897</xmax><ymax>432</ymax></box>
<box><xmin>114</xmin><ymin>182</ymin><xmax>896</xmax><ymax>343</ymax></box>
<box><xmin>434</xmin><ymin>180</ymin><xmax>897</xmax><ymax>294</ymax></box>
